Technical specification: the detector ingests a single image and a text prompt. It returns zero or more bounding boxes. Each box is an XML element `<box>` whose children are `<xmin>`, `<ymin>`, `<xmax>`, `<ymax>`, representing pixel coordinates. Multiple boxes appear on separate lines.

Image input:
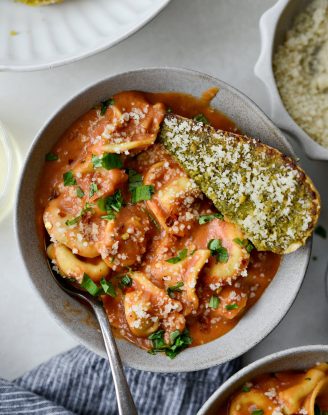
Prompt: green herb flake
<box><xmin>128</xmin><ymin>169</ymin><xmax>143</xmax><ymax>191</ymax></box>
<box><xmin>315</xmin><ymin>225</ymin><xmax>327</xmax><ymax>239</ymax></box>
<box><xmin>121</xmin><ymin>275</ymin><xmax>133</xmax><ymax>287</ymax></box>
<box><xmin>131</xmin><ymin>185</ymin><xmax>154</xmax><ymax>204</ymax></box>
<box><xmin>148</xmin><ymin>329</ymin><xmax>192</xmax><ymax>359</ymax></box>
<box><xmin>251</xmin><ymin>410</ymin><xmax>264</xmax><ymax>415</ymax></box>
<box><xmin>166</xmin><ymin>107</ymin><xmax>173</xmax><ymax>114</ymax></box>
<box><xmin>65</xmin><ymin>203</ymin><xmax>93</xmax><ymax>226</ymax></box>
<box><xmin>92</xmin><ymin>153</ymin><xmax>123</xmax><ymax>170</ymax></box>
<box><xmin>225</xmin><ymin>303</ymin><xmax>239</xmax><ymax>310</ymax></box>
<box><xmin>100</xmin><ymin>98</ymin><xmax>115</xmax><ymax>116</ymax></box>
<box><xmin>242</xmin><ymin>385</ymin><xmax>251</xmax><ymax>393</ymax></box>
<box><xmin>100</xmin><ymin>278</ymin><xmax>116</xmax><ymax>298</ymax></box>
<box><xmin>207</xmin><ymin>239</ymin><xmax>229</xmax><ymax>263</ymax></box>
<box><xmin>97</xmin><ymin>190</ymin><xmax>123</xmax><ymax>220</ymax></box>
<box><xmin>89</xmin><ymin>183</ymin><xmax>98</xmax><ymax>197</ymax></box>
<box><xmin>45</xmin><ymin>152</ymin><xmax>58</xmax><ymax>161</ymax></box>
<box><xmin>63</xmin><ymin>171</ymin><xmax>77</xmax><ymax>186</ymax></box>
<box><xmin>209</xmin><ymin>295</ymin><xmax>220</xmax><ymax>309</ymax></box>
<box><xmin>76</xmin><ymin>187</ymin><xmax>85</xmax><ymax>198</ymax></box>
<box><xmin>81</xmin><ymin>273</ymin><xmax>101</xmax><ymax>296</ymax></box>
<box><xmin>166</xmin><ymin>248</ymin><xmax>188</xmax><ymax>264</ymax></box>
<box><xmin>167</xmin><ymin>282</ymin><xmax>184</xmax><ymax>298</ymax></box>
<box><xmin>194</xmin><ymin>113</ymin><xmax>209</xmax><ymax>125</ymax></box>
<box><xmin>199</xmin><ymin>213</ymin><xmax>223</xmax><ymax>224</ymax></box>
<box><xmin>233</xmin><ymin>238</ymin><xmax>254</xmax><ymax>253</ymax></box>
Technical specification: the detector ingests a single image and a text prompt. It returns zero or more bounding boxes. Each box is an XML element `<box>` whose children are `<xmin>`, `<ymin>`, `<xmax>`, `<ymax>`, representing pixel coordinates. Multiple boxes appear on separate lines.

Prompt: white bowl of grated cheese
<box><xmin>255</xmin><ymin>0</ymin><xmax>328</xmax><ymax>161</ymax></box>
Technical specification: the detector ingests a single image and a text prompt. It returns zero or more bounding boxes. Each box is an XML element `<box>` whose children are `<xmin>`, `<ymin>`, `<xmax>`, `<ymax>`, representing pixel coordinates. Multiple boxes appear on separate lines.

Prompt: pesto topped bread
<box><xmin>159</xmin><ymin>114</ymin><xmax>320</xmax><ymax>254</ymax></box>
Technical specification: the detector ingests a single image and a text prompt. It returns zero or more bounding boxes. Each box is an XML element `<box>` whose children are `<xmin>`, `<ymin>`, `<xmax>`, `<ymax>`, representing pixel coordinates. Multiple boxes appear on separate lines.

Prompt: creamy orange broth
<box><xmin>37</xmin><ymin>90</ymin><xmax>280</xmax><ymax>356</ymax></box>
<box><xmin>218</xmin><ymin>364</ymin><xmax>328</xmax><ymax>415</ymax></box>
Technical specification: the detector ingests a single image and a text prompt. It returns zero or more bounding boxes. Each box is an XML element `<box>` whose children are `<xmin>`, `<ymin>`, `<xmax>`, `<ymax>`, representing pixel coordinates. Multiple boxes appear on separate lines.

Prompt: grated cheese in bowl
<box><xmin>273</xmin><ymin>0</ymin><xmax>328</xmax><ymax>148</ymax></box>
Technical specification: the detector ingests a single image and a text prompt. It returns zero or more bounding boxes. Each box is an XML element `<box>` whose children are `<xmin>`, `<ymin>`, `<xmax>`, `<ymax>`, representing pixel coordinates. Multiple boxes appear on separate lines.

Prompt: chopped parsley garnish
<box><xmin>242</xmin><ymin>385</ymin><xmax>251</xmax><ymax>392</ymax></box>
<box><xmin>63</xmin><ymin>171</ymin><xmax>77</xmax><ymax>186</ymax></box>
<box><xmin>194</xmin><ymin>113</ymin><xmax>209</xmax><ymax>125</ymax></box>
<box><xmin>100</xmin><ymin>278</ymin><xmax>116</xmax><ymax>298</ymax></box>
<box><xmin>81</xmin><ymin>273</ymin><xmax>101</xmax><ymax>296</ymax></box>
<box><xmin>251</xmin><ymin>410</ymin><xmax>264</xmax><ymax>415</ymax></box>
<box><xmin>45</xmin><ymin>152</ymin><xmax>58</xmax><ymax>161</ymax></box>
<box><xmin>120</xmin><ymin>275</ymin><xmax>133</xmax><ymax>287</ymax></box>
<box><xmin>166</xmin><ymin>107</ymin><xmax>173</xmax><ymax>113</ymax></box>
<box><xmin>148</xmin><ymin>329</ymin><xmax>192</xmax><ymax>359</ymax></box>
<box><xmin>209</xmin><ymin>295</ymin><xmax>220</xmax><ymax>309</ymax></box>
<box><xmin>65</xmin><ymin>203</ymin><xmax>93</xmax><ymax>226</ymax></box>
<box><xmin>225</xmin><ymin>303</ymin><xmax>238</xmax><ymax>310</ymax></box>
<box><xmin>92</xmin><ymin>153</ymin><xmax>123</xmax><ymax>170</ymax></box>
<box><xmin>167</xmin><ymin>282</ymin><xmax>184</xmax><ymax>298</ymax></box>
<box><xmin>233</xmin><ymin>238</ymin><xmax>254</xmax><ymax>253</ymax></box>
<box><xmin>76</xmin><ymin>187</ymin><xmax>85</xmax><ymax>198</ymax></box>
<box><xmin>207</xmin><ymin>239</ymin><xmax>229</xmax><ymax>263</ymax></box>
<box><xmin>199</xmin><ymin>213</ymin><xmax>223</xmax><ymax>224</ymax></box>
<box><xmin>166</xmin><ymin>248</ymin><xmax>188</xmax><ymax>264</ymax></box>
<box><xmin>131</xmin><ymin>184</ymin><xmax>154</xmax><ymax>204</ymax></box>
<box><xmin>97</xmin><ymin>190</ymin><xmax>123</xmax><ymax>220</ymax></box>
<box><xmin>100</xmin><ymin>98</ymin><xmax>115</xmax><ymax>116</ymax></box>
<box><xmin>315</xmin><ymin>225</ymin><xmax>327</xmax><ymax>239</ymax></box>
<box><xmin>128</xmin><ymin>169</ymin><xmax>143</xmax><ymax>191</ymax></box>
<box><xmin>89</xmin><ymin>183</ymin><xmax>98</xmax><ymax>197</ymax></box>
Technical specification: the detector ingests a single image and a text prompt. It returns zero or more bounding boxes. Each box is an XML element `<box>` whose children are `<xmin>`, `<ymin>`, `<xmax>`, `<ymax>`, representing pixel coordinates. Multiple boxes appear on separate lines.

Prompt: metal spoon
<box><xmin>49</xmin><ymin>268</ymin><xmax>138</xmax><ymax>415</ymax></box>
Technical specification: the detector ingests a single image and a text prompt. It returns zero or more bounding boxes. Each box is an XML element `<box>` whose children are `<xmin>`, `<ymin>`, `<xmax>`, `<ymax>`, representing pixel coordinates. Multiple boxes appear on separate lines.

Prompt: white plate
<box><xmin>0</xmin><ymin>0</ymin><xmax>170</xmax><ymax>71</ymax></box>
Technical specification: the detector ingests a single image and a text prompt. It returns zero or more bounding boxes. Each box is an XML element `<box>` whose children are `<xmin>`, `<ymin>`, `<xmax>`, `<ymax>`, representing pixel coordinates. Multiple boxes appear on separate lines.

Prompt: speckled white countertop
<box><xmin>0</xmin><ymin>0</ymin><xmax>327</xmax><ymax>380</ymax></box>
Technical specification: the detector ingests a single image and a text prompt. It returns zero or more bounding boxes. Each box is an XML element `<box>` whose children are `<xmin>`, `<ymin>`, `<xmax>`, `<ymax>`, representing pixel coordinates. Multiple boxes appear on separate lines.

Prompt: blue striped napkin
<box><xmin>0</xmin><ymin>346</ymin><xmax>239</xmax><ymax>414</ymax></box>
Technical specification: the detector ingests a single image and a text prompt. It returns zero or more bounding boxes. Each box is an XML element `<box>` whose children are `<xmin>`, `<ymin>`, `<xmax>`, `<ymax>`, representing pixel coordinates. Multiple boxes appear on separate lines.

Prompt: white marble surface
<box><xmin>0</xmin><ymin>0</ymin><xmax>327</xmax><ymax>381</ymax></box>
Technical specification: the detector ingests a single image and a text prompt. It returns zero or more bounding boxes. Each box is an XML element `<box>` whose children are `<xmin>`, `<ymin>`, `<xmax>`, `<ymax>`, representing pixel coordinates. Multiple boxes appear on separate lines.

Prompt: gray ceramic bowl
<box><xmin>254</xmin><ymin>0</ymin><xmax>328</xmax><ymax>161</ymax></box>
<box><xmin>198</xmin><ymin>345</ymin><xmax>328</xmax><ymax>415</ymax></box>
<box><xmin>16</xmin><ymin>67</ymin><xmax>311</xmax><ymax>372</ymax></box>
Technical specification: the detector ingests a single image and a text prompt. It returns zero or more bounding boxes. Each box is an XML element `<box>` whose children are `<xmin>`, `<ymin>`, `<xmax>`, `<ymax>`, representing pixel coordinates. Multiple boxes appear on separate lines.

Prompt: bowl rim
<box><xmin>15</xmin><ymin>66</ymin><xmax>311</xmax><ymax>372</ymax></box>
<box><xmin>254</xmin><ymin>0</ymin><xmax>328</xmax><ymax>161</ymax></box>
<box><xmin>197</xmin><ymin>344</ymin><xmax>328</xmax><ymax>415</ymax></box>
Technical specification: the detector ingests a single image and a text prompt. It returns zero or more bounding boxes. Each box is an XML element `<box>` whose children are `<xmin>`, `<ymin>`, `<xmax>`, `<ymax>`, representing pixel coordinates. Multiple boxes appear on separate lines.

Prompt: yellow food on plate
<box><xmin>17</xmin><ymin>0</ymin><xmax>63</xmax><ymax>5</ymax></box>
<box><xmin>218</xmin><ymin>363</ymin><xmax>328</xmax><ymax>415</ymax></box>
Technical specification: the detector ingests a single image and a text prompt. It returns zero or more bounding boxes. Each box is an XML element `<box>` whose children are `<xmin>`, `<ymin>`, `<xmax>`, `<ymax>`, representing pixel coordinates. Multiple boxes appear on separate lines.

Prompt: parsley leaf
<box><xmin>65</xmin><ymin>203</ymin><xmax>93</xmax><ymax>226</ymax></box>
<box><xmin>76</xmin><ymin>187</ymin><xmax>85</xmax><ymax>198</ymax></box>
<box><xmin>242</xmin><ymin>385</ymin><xmax>251</xmax><ymax>393</ymax></box>
<box><xmin>120</xmin><ymin>275</ymin><xmax>133</xmax><ymax>287</ymax></box>
<box><xmin>199</xmin><ymin>213</ymin><xmax>223</xmax><ymax>224</ymax></box>
<box><xmin>233</xmin><ymin>238</ymin><xmax>254</xmax><ymax>253</ymax></box>
<box><xmin>209</xmin><ymin>295</ymin><xmax>220</xmax><ymax>309</ymax></box>
<box><xmin>225</xmin><ymin>303</ymin><xmax>238</xmax><ymax>310</ymax></box>
<box><xmin>97</xmin><ymin>190</ymin><xmax>123</xmax><ymax>220</ymax></box>
<box><xmin>128</xmin><ymin>169</ymin><xmax>143</xmax><ymax>191</ymax></box>
<box><xmin>100</xmin><ymin>98</ymin><xmax>115</xmax><ymax>116</ymax></box>
<box><xmin>81</xmin><ymin>273</ymin><xmax>101</xmax><ymax>296</ymax></box>
<box><xmin>166</xmin><ymin>249</ymin><xmax>188</xmax><ymax>264</ymax></box>
<box><xmin>63</xmin><ymin>171</ymin><xmax>77</xmax><ymax>186</ymax></box>
<box><xmin>45</xmin><ymin>152</ymin><xmax>58</xmax><ymax>161</ymax></box>
<box><xmin>92</xmin><ymin>153</ymin><xmax>123</xmax><ymax>170</ymax></box>
<box><xmin>167</xmin><ymin>282</ymin><xmax>184</xmax><ymax>298</ymax></box>
<box><xmin>89</xmin><ymin>183</ymin><xmax>98</xmax><ymax>197</ymax></box>
<box><xmin>207</xmin><ymin>239</ymin><xmax>229</xmax><ymax>263</ymax></box>
<box><xmin>100</xmin><ymin>278</ymin><xmax>116</xmax><ymax>298</ymax></box>
<box><xmin>194</xmin><ymin>113</ymin><xmax>209</xmax><ymax>125</ymax></box>
<box><xmin>315</xmin><ymin>225</ymin><xmax>327</xmax><ymax>239</ymax></box>
<box><xmin>251</xmin><ymin>410</ymin><xmax>264</xmax><ymax>415</ymax></box>
<box><xmin>148</xmin><ymin>329</ymin><xmax>192</xmax><ymax>359</ymax></box>
<box><xmin>131</xmin><ymin>185</ymin><xmax>154</xmax><ymax>204</ymax></box>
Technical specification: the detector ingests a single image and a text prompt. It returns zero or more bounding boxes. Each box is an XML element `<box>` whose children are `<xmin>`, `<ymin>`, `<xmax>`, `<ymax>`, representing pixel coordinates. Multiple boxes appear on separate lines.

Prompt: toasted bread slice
<box><xmin>159</xmin><ymin>114</ymin><xmax>320</xmax><ymax>254</ymax></box>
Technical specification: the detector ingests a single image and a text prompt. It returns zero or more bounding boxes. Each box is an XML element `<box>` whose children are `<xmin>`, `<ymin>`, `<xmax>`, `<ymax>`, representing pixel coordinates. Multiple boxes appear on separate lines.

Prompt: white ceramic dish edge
<box><xmin>254</xmin><ymin>0</ymin><xmax>328</xmax><ymax>161</ymax></box>
<box><xmin>198</xmin><ymin>345</ymin><xmax>328</xmax><ymax>415</ymax></box>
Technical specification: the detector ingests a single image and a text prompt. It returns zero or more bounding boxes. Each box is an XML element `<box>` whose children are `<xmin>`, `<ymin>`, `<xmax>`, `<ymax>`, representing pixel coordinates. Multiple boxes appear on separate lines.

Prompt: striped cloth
<box><xmin>0</xmin><ymin>346</ymin><xmax>240</xmax><ymax>415</ymax></box>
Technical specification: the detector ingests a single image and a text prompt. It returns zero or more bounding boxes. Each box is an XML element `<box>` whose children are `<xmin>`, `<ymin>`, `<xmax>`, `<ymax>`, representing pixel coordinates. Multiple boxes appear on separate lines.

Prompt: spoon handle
<box><xmin>93</xmin><ymin>302</ymin><xmax>138</xmax><ymax>415</ymax></box>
